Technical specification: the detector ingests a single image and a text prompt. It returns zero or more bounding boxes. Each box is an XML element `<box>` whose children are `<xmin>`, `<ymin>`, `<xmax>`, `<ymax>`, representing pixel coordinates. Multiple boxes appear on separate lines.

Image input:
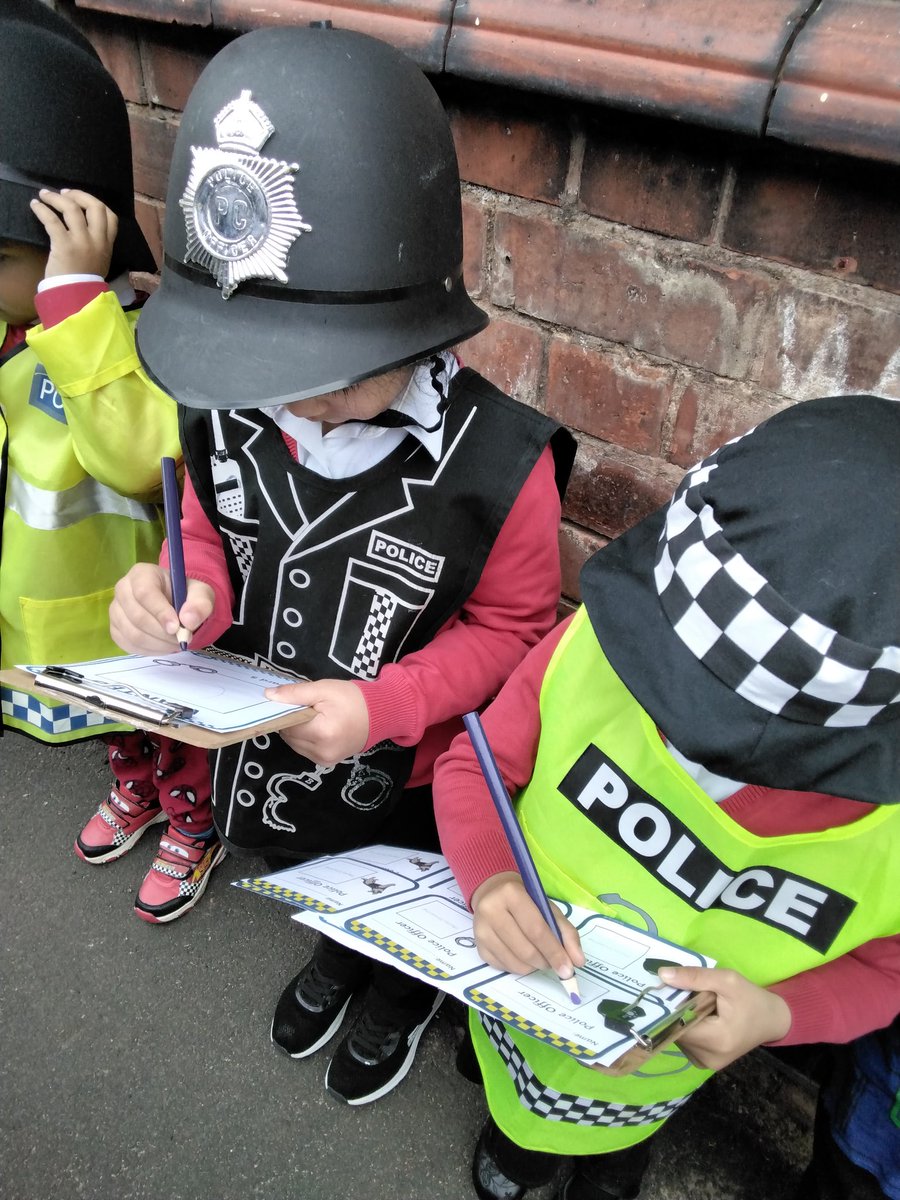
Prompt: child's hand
<box><xmin>470</xmin><ymin>872</ymin><xmax>585</xmax><ymax>982</ymax></box>
<box><xmin>264</xmin><ymin>678</ymin><xmax>370</xmax><ymax>765</ymax></box>
<box><xmin>657</xmin><ymin>965</ymin><xmax>792</xmax><ymax>1072</ymax></box>
<box><xmin>30</xmin><ymin>189</ymin><xmax>118</xmax><ymax>279</ymax></box>
<box><xmin>110</xmin><ymin>562</ymin><xmax>215</xmax><ymax>654</ymax></box>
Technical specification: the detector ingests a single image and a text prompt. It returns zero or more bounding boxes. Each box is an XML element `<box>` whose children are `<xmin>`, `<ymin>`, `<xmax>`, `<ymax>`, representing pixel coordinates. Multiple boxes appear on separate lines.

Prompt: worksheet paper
<box><xmin>24</xmin><ymin>650</ymin><xmax>302</xmax><ymax>733</ymax></box>
<box><xmin>235</xmin><ymin>845</ymin><xmax>715</xmax><ymax>1066</ymax></box>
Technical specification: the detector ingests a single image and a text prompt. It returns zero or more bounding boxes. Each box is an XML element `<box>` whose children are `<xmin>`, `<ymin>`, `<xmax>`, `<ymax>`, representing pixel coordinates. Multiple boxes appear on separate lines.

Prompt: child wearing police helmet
<box><xmin>109</xmin><ymin>24</ymin><xmax>575</xmax><ymax>1105</ymax></box>
<box><xmin>433</xmin><ymin>395</ymin><xmax>899</xmax><ymax>1200</ymax></box>
<box><xmin>0</xmin><ymin>2</ymin><xmax>221</xmax><ymax>925</ymax></box>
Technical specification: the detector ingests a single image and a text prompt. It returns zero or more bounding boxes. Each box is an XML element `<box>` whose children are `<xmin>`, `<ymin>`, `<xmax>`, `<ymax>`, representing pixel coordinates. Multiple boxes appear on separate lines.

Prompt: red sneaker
<box><xmin>75</xmin><ymin>788</ymin><xmax>166</xmax><ymax>864</ymax></box>
<box><xmin>135</xmin><ymin>826</ymin><xmax>226</xmax><ymax>923</ymax></box>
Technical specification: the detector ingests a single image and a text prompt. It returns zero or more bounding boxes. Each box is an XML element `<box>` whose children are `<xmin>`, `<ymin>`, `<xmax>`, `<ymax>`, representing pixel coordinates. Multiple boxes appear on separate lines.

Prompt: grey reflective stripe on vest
<box><xmin>479</xmin><ymin>1014</ymin><xmax>692</xmax><ymax>1128</ymax></box>
<box><xmin>8</xmin><ymin>469</ymin><xmax>159</xmax><ymax>530</ymax></box>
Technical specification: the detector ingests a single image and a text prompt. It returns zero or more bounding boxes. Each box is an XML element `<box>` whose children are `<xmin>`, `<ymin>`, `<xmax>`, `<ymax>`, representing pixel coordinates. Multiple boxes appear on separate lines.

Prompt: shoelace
<box><xmin>297</xmin><ymin>959</ymin><xmax>348</xmax><ymax>1010</ymax></box>
<box><xmin>348</xmin><ymin>1009</ymin><xmax>403</xmax><ymax>1062</ymax></box>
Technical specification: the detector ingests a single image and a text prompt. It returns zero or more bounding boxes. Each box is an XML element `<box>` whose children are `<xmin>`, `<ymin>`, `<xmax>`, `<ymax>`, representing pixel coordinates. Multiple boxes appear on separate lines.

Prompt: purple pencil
<box><xmin>462</xmin><ymin>710</ymin><xmax>581</xmax><ymax>1005</ymax></box>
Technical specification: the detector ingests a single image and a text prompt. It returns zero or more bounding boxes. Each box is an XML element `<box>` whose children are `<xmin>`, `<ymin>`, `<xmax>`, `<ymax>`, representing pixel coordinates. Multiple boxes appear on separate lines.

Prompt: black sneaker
<box><xmin>473</xmin><ymin>1117</ymin><xmax>558</xmax><ymax>1200</ymax></box>
<box><xmin>324</xmin><ymin>990</ymin><xmax>444</xmax><ymax>1105</ymax></box>
<box><xmin>270</xmin><ymin>957</ymin><xmax>364</xmax><ymax>1059</ymax></box>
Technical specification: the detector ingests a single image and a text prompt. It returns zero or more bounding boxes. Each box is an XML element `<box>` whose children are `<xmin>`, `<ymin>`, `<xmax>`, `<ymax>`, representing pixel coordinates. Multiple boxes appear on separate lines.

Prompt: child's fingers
<box><xmin>34</xmin><ymin>189</ymin><xmax>117</xmax><ymax>278</ymax></box>
<box><xmin>472</xmin><ymin>875</ymin><xmax>581</xmax><ymax>979</ymax></box>
<box><xmin>28</xmin><ymin>196</ymin><xmax>68</xmax><ymax>233</ymax></box>
<box><xmin>265</xmin><ymin>681</ymin><xmax>315</xmax><ymax>707</ymax></box>
<box><xmin>178</xmin><ymin>579</ymin><xmax>216</xmax><ymax>635</ymax></box>
<box><xmin>36</xmin><ymin>188</ymin><xmax>112</xmax><ymax>227</ymax></box>
<box><xmin>552</xmin><ymin>905</ymin><xmax>587</xmax><ymax>968</ymax></box>
<box><xmin>516</xmin><ymin>901</ymin><xmax>584</xmax><ymax>977</ymax></box>
<box><xmin>109</xmin><ymin>564</ymin><xmax>180</xmax><ymax>652</ymax></box>
<box><xmin>657</xmin><ymin>964</ymin><xmax>712</xmax><ymax>992</ymax></box>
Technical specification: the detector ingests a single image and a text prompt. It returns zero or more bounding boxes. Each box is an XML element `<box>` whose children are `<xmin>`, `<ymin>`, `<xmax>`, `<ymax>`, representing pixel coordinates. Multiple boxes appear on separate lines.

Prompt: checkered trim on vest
<box><xmin>654</xmin><ymin>436</ymin><xmax>900</xmax><ymax>728</ymax></box>
<box><xmin>351</xmin><ymin>591</ymin><xmax>398</xmax><ymax>679</ymax></box>
<box><xmin>1</xmin><ymin>686</ymin><xmax>116</xmax><ymax>734</ymax></box>
<box><xmin>479</xmin><ymin>1014</ymin><xmax>691</xmax><ymax>1127</ymax></box>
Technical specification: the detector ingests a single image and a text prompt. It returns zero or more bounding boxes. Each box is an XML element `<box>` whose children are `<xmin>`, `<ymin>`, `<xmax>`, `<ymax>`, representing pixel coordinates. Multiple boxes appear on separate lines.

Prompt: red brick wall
<box><xmin>76</xmin><ymin>10</ymin><xmax>900</xmax><ymax>606</ymax></box>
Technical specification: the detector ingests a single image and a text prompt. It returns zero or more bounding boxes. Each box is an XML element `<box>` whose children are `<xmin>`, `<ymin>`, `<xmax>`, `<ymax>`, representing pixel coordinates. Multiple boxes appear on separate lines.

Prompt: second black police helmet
<box><xmin>136</xmin><ymin>24</ymin><xmax>488</xmax><ymax>409</ymax></box>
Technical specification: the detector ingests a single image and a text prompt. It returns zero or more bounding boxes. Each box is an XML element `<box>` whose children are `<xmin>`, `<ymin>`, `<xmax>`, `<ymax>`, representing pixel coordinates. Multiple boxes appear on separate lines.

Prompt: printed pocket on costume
<box><xmin>20</xmin><ymin>586</ymin><xmax>119</xmax><ymax>665</ymax></box>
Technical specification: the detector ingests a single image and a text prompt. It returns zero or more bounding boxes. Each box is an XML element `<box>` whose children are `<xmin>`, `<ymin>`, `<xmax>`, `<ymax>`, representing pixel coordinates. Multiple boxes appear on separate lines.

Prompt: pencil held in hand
<box><xmin>463</xmin><ymin>711</ymin><xmax>582</xmax><ymax>1005</ymax></box>
<box><xmin>161</xmin><ymin>457</ymin><xmax>190</xmax><ymax>650</ymax></box>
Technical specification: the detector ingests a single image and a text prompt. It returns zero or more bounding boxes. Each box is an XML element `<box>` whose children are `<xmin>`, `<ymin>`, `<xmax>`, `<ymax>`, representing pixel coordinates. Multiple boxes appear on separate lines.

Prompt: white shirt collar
<box><xmin>665</xmin><ymin>738</ymin><xmax>745</xmax><ymax>803</ymax></box>
<box><xmin>263</xmin><ymin>353</ymin><xmax>458</xmax><ymax>480</ymax></box>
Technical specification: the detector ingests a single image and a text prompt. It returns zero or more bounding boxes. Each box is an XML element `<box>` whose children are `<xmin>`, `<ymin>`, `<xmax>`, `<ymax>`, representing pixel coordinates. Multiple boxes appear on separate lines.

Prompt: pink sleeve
<box><xmin>356</xmin><ymin>445</ymin><xmax>563</xmax><ymax>748</ymax></box>
<box><xmin>433</xmin><ymin>619</ymin><xmax>571</xmax><ymax>906</ymax></box>
<box><xmin>768</xmin><ymin>935</ymin><xmax>900</xmax><ymax>1045</ymax></box>
<box><xmin>159</xmin><ymin>468</ymin><xmax>235</xmax><ymax>649</ymax></box>
<box><xmin>34</xmin><ymin>281</ymin><xmax>109</xmax><ymax>328</ymax></box>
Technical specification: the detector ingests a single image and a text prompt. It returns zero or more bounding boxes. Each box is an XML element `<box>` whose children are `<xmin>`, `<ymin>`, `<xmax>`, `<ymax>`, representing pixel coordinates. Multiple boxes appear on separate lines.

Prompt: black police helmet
<box><xmin>136</xmin><ymin>25</ymin><xmax>488</xmax><ymax>409</ymax></box>
<box><xmin>3</xmin><ymin>0</ymin><xmax>100</xmax><ymax>59</ymax></box>
<box><xmin>0</xmin><ymin>17</ymin><xmax>155</xmax><ymax>277</ymax></box>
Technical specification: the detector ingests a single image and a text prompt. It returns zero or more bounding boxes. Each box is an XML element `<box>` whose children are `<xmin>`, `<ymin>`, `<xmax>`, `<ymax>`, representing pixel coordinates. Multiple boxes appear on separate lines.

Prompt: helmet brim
<box><xmin>0</xmin><ymin>176</ymin><xmax>156</xmax><ymax>277</ymax></box>
<box><xmin>136</xmin><ymin>264</ymin><xmax>488</xmax><ymax>409</ymax></box>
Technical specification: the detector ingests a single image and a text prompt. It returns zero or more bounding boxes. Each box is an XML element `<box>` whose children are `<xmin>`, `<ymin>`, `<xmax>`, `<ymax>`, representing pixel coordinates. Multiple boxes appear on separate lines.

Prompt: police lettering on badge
<box><xmin>180</xmin><ymin>90</ymin><xmax>311</xmax><ymax>298</ymax></box>
<box><xmin>559</xmin><ymin>745</ymin><xmax>856</xmax><ymax>953</ymax></box>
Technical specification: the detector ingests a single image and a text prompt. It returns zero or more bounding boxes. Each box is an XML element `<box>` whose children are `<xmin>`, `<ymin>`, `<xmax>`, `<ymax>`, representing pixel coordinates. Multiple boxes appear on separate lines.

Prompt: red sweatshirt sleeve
<box><xmin>767</xmin><ymin>936</ymin><xmax>900</xmax><ymax>1046</ymax></box>
<box><xmin>433</xmin><ymin>617</ymin><xmax>571</xmax><ymax>903</ymax></box>
<box><xmin>34</xmin><ymin>280</ymin><xmax>109</xmax><ymax>328</ymax></box>
<box><xmin>160</xmin><ymin>468</ymin><xmax>235</xmax><ymax>649</ymax></box>
<box><xmin>356</xmin><ymin>444</ymin><xmax>564</xmax><ymax>780</ymax></box>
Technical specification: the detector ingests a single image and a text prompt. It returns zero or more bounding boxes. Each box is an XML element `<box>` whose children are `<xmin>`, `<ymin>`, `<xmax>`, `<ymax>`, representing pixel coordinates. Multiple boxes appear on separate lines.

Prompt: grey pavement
<box><xmin>1</xmin><ymin>734</ymin><xmax>816</xmax><ymax>1200</ymax></box>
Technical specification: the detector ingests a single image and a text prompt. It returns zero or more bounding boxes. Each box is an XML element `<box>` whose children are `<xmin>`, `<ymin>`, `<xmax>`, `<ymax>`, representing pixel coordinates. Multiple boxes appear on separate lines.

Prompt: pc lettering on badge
<box><xmin>28</xmin><ymin>366</ymin><xmax>66</xmax><ymax>423</ymax></box>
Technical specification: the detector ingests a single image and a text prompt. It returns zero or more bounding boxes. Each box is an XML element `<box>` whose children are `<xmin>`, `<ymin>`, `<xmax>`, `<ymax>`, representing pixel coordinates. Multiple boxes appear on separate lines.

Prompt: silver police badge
<box><xmin>180</xmin><ymin>90</ymin><xmax>311</xmax><ymax>299</ymax></box>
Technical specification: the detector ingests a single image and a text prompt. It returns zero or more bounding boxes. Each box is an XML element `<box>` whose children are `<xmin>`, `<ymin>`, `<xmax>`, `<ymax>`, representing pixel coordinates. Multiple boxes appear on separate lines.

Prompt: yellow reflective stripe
<box><xmin>7</xmin><ymin>468</ymin><xmax>158</xmax><ymax>530</ymax></box>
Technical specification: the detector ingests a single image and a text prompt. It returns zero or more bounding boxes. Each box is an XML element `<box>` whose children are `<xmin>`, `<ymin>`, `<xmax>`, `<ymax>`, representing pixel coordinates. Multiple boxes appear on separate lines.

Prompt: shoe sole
<box><xmin>74</xmin><ymin>808</ymin><xmax>167</xmax><ymax>865</ymax></box>
<box><xmin>271</xmin><ymin>991</ymin><xmax>355</xmax><ymax>1060</ymax></box>
<box><xmin>134</xmin><ymin>843</ymin><xmax>227</xmax><ymax>924</ymax></box>
<box><xmin>324</xmin><ymin>992</ymin><xmax>444</xmax><ymax>1106</ymax></box>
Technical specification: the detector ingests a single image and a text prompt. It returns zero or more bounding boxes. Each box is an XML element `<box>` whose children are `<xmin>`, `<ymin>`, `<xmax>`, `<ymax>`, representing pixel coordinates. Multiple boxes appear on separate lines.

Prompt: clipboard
<box><xmin>1</xmin><ymin>650</ymin><xmax>315</xmax><ymax>748</ymax></box>
<box><xmin>235</xmin><ymin>846</ymin><xmax>719</xmax><ymax>1074</ymax></box>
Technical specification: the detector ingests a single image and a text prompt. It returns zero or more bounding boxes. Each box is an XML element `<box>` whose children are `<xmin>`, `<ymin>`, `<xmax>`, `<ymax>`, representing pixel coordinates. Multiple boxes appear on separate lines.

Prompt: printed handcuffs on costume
<box><xmin>179</xmin><ymin>89</ymin><xmax>311</xmax><ymax>299</ymax></box>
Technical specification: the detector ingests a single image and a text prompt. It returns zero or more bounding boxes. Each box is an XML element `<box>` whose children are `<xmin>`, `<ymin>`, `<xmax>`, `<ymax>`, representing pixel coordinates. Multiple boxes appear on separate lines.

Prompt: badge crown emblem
<box><xmin>213</xmin><ymin>90</ymin><xmax>274</xmax><ymax>154</ymax></box>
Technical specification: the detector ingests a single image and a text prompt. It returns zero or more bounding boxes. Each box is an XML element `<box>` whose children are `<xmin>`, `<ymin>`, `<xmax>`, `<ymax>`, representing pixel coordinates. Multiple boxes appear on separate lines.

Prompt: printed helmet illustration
<box><xmin>136</xmin><ymin>24</ymin><xmax>488</xmax><ymax>410</ymax></box>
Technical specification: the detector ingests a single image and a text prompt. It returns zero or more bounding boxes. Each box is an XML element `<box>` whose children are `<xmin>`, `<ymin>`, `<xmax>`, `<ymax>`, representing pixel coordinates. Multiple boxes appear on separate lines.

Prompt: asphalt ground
<box><xmin>1</xmin><ymin>734</ymin><xmax>816</xmax><ymax>1200</ymax></box>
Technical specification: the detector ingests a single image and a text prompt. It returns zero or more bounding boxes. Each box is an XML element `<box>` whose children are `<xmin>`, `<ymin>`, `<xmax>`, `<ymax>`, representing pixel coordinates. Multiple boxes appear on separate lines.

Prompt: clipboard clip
<box><xmin>598</xmin><ymin>980</ymin><xmax>682</xmax><ymax>1049</ymax></box>
<box><xmin>36</xmin><ymin>666</ymin><xmax>197</xmax><ymax>727</ymax></box>
<box><xmin>597</xmin><ymin>999</ymin><xmax>653</xmax><ymax>1048</ymax></box>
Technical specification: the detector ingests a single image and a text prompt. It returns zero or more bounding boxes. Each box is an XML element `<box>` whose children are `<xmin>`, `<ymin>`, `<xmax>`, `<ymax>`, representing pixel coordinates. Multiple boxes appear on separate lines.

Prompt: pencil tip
<box><xmin>560</xmin><ymin>973</ymin><xmax>582</xmax><ymax>1004</ymax></box>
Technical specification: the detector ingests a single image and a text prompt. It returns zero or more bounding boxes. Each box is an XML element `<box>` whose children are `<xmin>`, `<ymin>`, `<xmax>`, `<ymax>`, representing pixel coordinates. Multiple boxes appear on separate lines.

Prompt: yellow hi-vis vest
<box><xmin>471</xmin><ymin>606</ymin><xmax>900</xmax><ymax>1156</ymax></box>
<box><xmin>0</xmin><ymin>295</ymin><xmax>179</xmax><ymax>741</ymax></box>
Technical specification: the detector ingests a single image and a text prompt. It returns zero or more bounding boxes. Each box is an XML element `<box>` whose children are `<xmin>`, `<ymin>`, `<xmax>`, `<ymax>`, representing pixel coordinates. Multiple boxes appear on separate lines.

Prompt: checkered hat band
<box><xmin>655</xmin><ymin>455</ymin><xmax>900</xmax><ymax>728</ymax></box>
<box><xmin>480</xmin><ymin>1015</ymin><xmax>690</xmax><ymax>1128</ymax></box>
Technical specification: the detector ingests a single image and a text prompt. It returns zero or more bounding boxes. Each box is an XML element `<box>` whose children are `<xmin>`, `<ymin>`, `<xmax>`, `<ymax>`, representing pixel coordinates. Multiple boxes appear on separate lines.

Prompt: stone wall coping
<box><xmin>72</xmin><ymin>0</ymin><xmax>900</xmax><ymax>165</ymax></box>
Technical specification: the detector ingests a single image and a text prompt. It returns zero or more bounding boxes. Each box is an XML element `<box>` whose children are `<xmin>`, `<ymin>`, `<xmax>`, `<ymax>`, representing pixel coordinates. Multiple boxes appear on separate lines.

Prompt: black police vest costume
<box><xmin>182</xmin><ymin>368</ymin><xmax>573</xmax><ymax>858</ymax></box>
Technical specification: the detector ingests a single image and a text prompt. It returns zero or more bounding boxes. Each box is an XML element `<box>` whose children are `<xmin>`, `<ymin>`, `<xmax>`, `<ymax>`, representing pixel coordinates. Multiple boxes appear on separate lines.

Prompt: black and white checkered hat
<box><xmin>580</xmin><ymin>395</ymin><xmax>899</xmax><ymax>805</ymax></box>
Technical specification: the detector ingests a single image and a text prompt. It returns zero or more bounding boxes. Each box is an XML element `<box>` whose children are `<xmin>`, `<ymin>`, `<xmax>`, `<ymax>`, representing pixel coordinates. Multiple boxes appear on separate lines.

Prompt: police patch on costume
<box><xmin>180</xmin><ymin>89</ymin><xmax>311</xmax><ymax>299</ymax></box>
